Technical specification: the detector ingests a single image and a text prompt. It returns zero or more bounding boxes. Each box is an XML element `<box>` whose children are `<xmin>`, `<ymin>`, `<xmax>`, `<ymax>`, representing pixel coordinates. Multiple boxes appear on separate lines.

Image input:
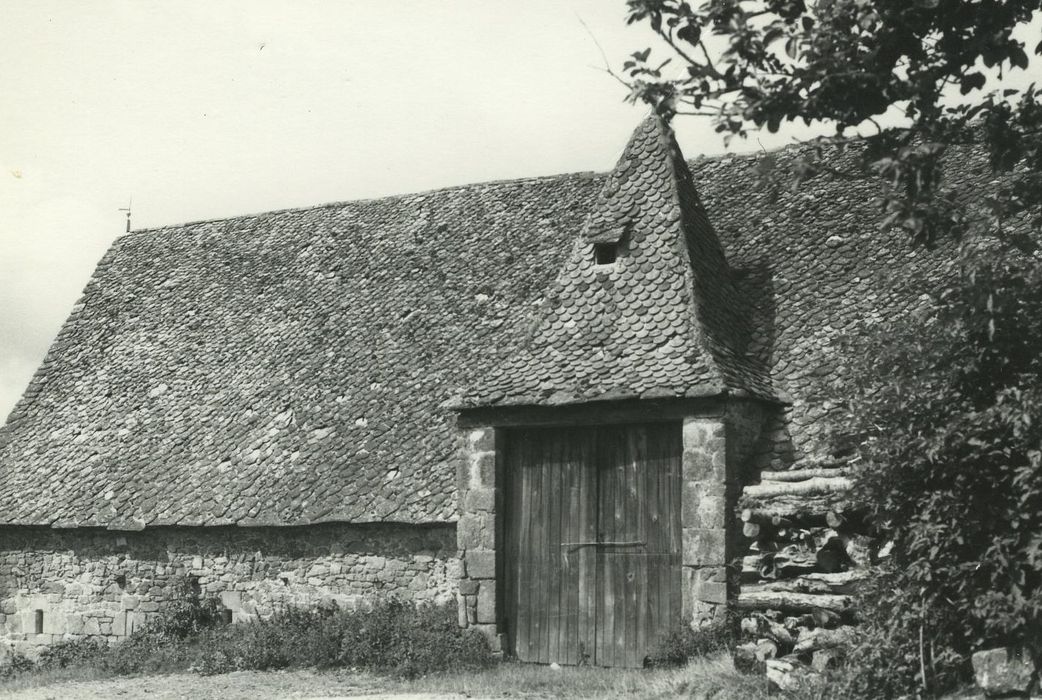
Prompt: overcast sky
<box><xmin>1</xmin><ymin>2</ymin><xmax>1039</xmax><ymax>421</ymax></box>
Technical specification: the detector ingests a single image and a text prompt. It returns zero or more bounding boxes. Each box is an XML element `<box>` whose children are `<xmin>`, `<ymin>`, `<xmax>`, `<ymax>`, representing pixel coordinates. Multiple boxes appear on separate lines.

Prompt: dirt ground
<box><xmin>0</xmin><ymin>669</ymin><xmax>472</xmax><ymax>700</ymax></box>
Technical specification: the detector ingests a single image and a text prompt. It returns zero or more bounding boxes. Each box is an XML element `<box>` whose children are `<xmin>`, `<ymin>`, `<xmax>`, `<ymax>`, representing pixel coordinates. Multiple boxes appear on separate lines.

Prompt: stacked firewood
<box><xmin>732</xmin><ymin>456</ymin><xmax>878</xmax><ymax>681</ymax></box>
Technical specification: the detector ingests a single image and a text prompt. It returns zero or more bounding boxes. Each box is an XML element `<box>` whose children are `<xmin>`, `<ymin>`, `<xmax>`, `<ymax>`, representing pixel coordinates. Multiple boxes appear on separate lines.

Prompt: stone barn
<box><xmin>0</xmin><ymin>115</ymin><xmax>977</xmax><ymax>665</ymax></box>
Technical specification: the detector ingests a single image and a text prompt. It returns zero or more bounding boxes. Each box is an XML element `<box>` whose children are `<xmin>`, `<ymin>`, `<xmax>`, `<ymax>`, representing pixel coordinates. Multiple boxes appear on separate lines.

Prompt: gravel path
<box><xmin>0</xmin><ymin>670</ymin><xmax>473</xmax><ymax>700</ymax></box>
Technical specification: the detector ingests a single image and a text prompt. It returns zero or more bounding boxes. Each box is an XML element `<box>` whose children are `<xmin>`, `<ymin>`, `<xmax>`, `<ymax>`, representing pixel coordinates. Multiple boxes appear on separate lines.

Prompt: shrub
<box><xmin>36</xmin><ymin>637</ymin><xmax>107</xmax><ymax>670</ymax></box>
<box><xmin>646</xmin><ymin>616</ymin><xmax>738</xmax><ymax>668</ymax></box>
<box><xmin>0</xmin><ymin>653</ymin><xmax>35</xmax><ymax>680</ymax></box>
<box><xmin>197</xmin><ymin>597</ymin><xmax>493</xmax><ymax>679</ymax></box>
<box><xmin>138</xmin><ymin>575</ymin><xmax>224</xmax><ymax>641</ymax></box>
<box><xmin>195</xmin><ymin>605</ymin><xmax>342</xmax><ymax>674</ymax></box>
<box><xmin>830</xmin><ymin>250</ymin><xmax>1042</xmax><ymax>697</ymax></box>
<box><xmin>337</xmin><ymin>598</ymin><xmax>493</xmax><ymax>678</ymax></box>
<box><xmin>2</xmin><ymin>591</ymin><xmax>492</xmax><ymax>681</ymax></box>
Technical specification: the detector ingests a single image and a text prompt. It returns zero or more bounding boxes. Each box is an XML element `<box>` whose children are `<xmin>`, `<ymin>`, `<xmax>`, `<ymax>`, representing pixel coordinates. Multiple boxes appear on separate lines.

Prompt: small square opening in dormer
<box><xmin>593</xmin><ymin>242</ymin><xmax>618</xmax><ymax>265</ymax></box>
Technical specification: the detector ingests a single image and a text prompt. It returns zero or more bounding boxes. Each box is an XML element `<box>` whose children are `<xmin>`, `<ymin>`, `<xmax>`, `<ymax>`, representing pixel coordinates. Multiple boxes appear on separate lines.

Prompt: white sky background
<box><xmin>1</xmin><ymin>2</ymin><xmax>1039</xmax><ymax>421</ymax></box>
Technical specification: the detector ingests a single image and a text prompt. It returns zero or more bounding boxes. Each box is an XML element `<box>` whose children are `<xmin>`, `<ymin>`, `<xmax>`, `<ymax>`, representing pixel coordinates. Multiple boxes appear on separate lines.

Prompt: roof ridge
<box><xmin>122</xmin><ymin>140</ymin><xmax>808</xmax><ymax>240</ymax></box>
<box><xmin>124</xmin><ymin>170</ymin><xmax>603</xmax><ymax>239</ymax></box>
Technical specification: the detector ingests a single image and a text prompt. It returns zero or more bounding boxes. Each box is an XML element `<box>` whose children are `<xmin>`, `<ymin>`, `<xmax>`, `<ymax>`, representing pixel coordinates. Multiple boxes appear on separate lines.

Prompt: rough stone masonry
<box><xmin>0</xmin><ymin>523</ymin><xmax>457</xmax><ymax>657</ymax></box>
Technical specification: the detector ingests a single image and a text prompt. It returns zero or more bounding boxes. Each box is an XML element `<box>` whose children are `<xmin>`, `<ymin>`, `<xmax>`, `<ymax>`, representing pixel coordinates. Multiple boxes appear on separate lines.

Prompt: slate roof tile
<box><xmin>451</xmin><ymin>115</ymin><xmax>774</xmax><ymax>409</ymax></box>
<box><xmin>0</xmin><ymin>118</ymin><xmax>1031</xmax><ymax>528</ymax></box>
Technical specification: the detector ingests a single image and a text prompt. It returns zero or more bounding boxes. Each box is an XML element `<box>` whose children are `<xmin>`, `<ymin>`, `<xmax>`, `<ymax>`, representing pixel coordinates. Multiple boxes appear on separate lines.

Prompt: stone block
<box><xmin>457</xmin><ymin>595</ymin><xmax>469</xmax><ymax>628</ymax></box>
<box><xmin>470</xmin><ymin>451</ymin><xmax>496</xmax><ymax>489</ymax></box>
<box><xmin>682</xmin><ymin>419</ymin><xmax>727</xmax><ymax>481</ymax></box>
<box><xmin>458</xmin><ymin>579</ymin><xmax>479</xmax><ymax>596</ymax></box>
<box><xmin>121</xmin><ymin>594</ymin><xmax>139</xmax><ymax>610</ymax></box>
<box><xmin>65</xmin><ymin>615</ymin><xmax>85</xmax><ymax>635</ymax></box>
<box><xmin>476</xmin><ymin>581</ymin><xmax>496</xmax><ymax>624</ymax></box>
<box><xmin>138</xmin><ymin>601</ymin><xmax>160</xmax><ymax>613</ymax></box>
<box><xmin>111</xmin><ymin>612</ymin><xmax>127</xmax><ymax>637</ymax></box>
<box><xmin>471</xmin><ymin>623</ymin><xmax>501</xmax><ymax>652</ymax></box>
<box><xmin>696</xmin><ymin>581</ymin><xmax>728</xmax><ymax>605</ymax></box>
<box><xmin>972</xmin><ymin>647</ymin><xmax>1036</xmax><ymax>697</ymax></box>
<box><xmin>82</xmin><ymin>617</ymin><xmax>101</xmax><ymax>635</ymax></box>
<box><xmin>219</xmin><ymin>591</ymin><xmax>242</xmax><ymax>610</ymax></box>
<box><xmin>458</xmin><ymin>513</ymin><xmax>495</xmax><ymax>550</ymax></box>
<box><xmin>682</xmin><ymin>420</ymin><xmax>706</xmax><ymax>448</ymax></box>
<box><xmin>127</xmin><ymin>612</ymin><xmax>149</xmax><ymax>635</ymax></box>
<box><xmin>42</xmin><ymin>609</ymin><xmax>64</xmax><ymax>635</ymax></box>
<box><xmin>464</xmin><ymin>487</ymin><xmax>495</xmax><ymax>513</ymax></box>
<box><xmin>469</xmin><ymin>428</ymin><xmax>496</xmax><ymax>453</ymax></box>
<box><xmin>465</xmin><ymin>550</ymin><xmax>496</xmax><ymax>580</ymax></box>
<box><xmin>682</xmin><ymin>528</ymin><xmax>726</xmax><ymax>566</ymax></box>
<box><xmin>681</xmin><ymin>483</ymin><xmax>728</xmax><ymax>529</ymax></box>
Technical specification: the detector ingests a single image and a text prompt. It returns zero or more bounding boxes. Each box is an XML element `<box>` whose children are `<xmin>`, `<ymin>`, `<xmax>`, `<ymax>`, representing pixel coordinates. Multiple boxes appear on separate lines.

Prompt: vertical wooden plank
<box><xmin>662</xmin><ymin>422</ymin><xmax>678</xmax><ymax>649</ymax></box>
<box><xmin>561</xmin><ymin>431</ymin><xmax>574</xmax><ymax>663</ymax></box>
<box><xmin>527</xmin><ymin>430</ymin><xmax>545</xmax><ymax>663</ymax></box>
<box><xmin>546</xmin><ymin>430</ymin><xmax>563</xmax><ymax>664</ymax></box>
<box><xmin>596</xmin><ymin>426</ymin><xmax>612</xmax><ymax>667</ymax></box>
<box><xmin>515</xmin><ymin>431</ymin><xmax>532</xmax><ymax>662</ymax></box>
<box><xmin>502</xmin><ymin>430</ymin><xmax>515</xmax><ymax>657</ymax></box>
<box><xmin>559</xmin><ymin>430</ymin><xmax>582</xmax><ymax>665</ymax></box>
<box><xmin>653</xmin><ymin>422</ymin><xmax>680</xmax><ymax>634</ymax></box>
<box><xmin>668</xmin><ymin>423</ymin><xmax>683</xmax><ymax>627</ymax></box>
<box><xmin>658</xmin><ymin>423</ymin><xmax>672</xmax><ymax>654</ymax></box>
<box><xmin>633</xmin><ymin>426</ymin><xmax>648</xmax><ymax>667</ymax></box>
<box><xmin>644</xmin><ymin>424</ymin><xmax>660</xmax><ymax>655</ymax></box>
<box><xmin>612</xmin><ymin>427</ymin><xmax>627</xmax><ymax>667</ymax></box>
<box><xmin>539</xmin><ymin>430</ymin><xmax>555</xmax><ymax>664</ymax></box>
<box><xmin>614</xmin><ymin>426</ymin><xmax>629</xmax><ymax>667</ymax></box>
<box><xmin>577</xmin><ymin>428</ymin><xmax>597</xmax><ymax>666</ymax></box>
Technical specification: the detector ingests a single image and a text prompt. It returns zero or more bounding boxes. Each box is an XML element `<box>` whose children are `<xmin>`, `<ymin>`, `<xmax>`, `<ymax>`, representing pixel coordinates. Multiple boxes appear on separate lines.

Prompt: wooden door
<box><xmin>503</xmin><ymin>423</ymin><xmax>682</xmax><ymax>667</ymax></box>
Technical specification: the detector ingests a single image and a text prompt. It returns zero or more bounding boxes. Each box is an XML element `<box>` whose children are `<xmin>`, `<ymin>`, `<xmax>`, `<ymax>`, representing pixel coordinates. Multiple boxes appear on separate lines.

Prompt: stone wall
<box><xmin>680</xmin><ymin>401</ymin><xmax>768</xmax><ymax>626</ymax></box>
<box><xmin>455</xmin><ymin>426</ymin><xmax>500</xmax><ymax>652</ymax></box>
<box><xmin>0</xmin><ymin>522</ymin><xmax>458</xmax><ymax>657</ymax></box>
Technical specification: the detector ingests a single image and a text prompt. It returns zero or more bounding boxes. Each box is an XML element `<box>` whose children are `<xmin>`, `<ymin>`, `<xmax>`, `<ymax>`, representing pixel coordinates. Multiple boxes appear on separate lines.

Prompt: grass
<box><xmin>0</xmin><ymin>594</ymin><xmax>772</xmax><ymax>699</ymax></box>
<box><xmin>405</xmin><ymin>654</ymin><xmax>773</xmax><ymax>699</ymax></box>
<box><xmin>0</xmin><ymin>654</ymin><xmax>773</xmax><ymax>699</ymax></box>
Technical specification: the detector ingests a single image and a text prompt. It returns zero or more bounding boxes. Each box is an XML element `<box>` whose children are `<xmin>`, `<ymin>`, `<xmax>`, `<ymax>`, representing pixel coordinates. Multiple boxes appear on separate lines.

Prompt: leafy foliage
<box><xmin>197</xmin><ymin>598</ymin><xmax>492</xmax><ymax>679</ymax></box>
<box><xmin>621</xmin><ymin>0</ymin><xmax>1042</xmax><ymax>248</ymax></box>
<box><xmin>646</xmin><ymin>616</ymin><xmax>738</xmax><ymax>667</ymax></box>
<box><xmin>36</xmin><ymin>637</ymin><xmax>109</xmax><ymax>671</ymax></box>
<box><xmin>828</xmin><ymin>249</ymin><xmax>1042</xmax><ymax>696</ymax></box>
<box><xmin>0</xmin><ymin>653</ymin><xmax>34</xmax><ymax>680</ymax></box>
<box><xmin>1</xmin><ymin>595</ymin><xmax>492</xmax><ymax>682</ymax></box>
<box><xmin>337</xmin><ymin>598</ymin><xmax>493</xmax><ymax>678</ymax></box>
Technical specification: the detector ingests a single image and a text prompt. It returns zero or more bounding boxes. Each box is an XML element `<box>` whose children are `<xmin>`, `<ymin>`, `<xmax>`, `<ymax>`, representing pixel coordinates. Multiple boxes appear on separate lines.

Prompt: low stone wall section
<box><xmin>0</xmin><ymin>522</ymin><xmax>458</xmax><ymax>656</ymax></box>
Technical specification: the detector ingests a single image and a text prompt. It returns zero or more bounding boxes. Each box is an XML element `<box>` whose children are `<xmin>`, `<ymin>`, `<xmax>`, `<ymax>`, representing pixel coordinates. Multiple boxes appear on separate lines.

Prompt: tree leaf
<box><xmin>676</xmin><ymin>23</ymin><xmax>701</xmax><ymax>45</ymax></box>
<box><xmin>960</xmin><ymin>72</ymin><xmax>986</xmax><ymax>95</ymax></box>
<box><xmin>785</xmin><ymin>36</ymin><xmax>799</xmax><ymax>59</ymax></box>
<box><xmin>1010</xmin><ymin>46</ymin><xmax>1029</xmax><ymax>70</ymax></box>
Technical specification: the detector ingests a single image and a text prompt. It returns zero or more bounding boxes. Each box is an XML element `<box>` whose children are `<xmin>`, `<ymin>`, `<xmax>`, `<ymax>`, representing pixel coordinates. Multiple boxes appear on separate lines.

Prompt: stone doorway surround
<box><xmin>453</xmin><ymin>397</ymin><xmax>766</xmax><ymax>659</ymax></box>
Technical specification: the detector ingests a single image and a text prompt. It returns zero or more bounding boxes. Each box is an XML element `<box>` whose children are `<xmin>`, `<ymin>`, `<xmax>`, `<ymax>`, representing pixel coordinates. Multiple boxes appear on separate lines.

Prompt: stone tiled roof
<box><xmin>449</xmin><ymin>115</ymin><xmax>774</xmax><ymax>408</ymax></box>
<box><xmin>0</xmin><ymin>117</ymin><xmax>1025</xmax><ymax>528</ymax></box>
<box><xmin>0</xmin><ymin>172</ymin><xmax>605</xmax><ymax>528</ymax></box>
